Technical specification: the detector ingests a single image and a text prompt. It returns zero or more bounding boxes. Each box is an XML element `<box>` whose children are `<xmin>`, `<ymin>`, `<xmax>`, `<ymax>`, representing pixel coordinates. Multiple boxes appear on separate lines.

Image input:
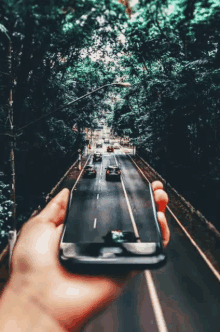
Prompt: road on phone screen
<box><xmin>66</xmin><ymin>131</ymin><xmax>220</xmax><ymax>332</ymax></box>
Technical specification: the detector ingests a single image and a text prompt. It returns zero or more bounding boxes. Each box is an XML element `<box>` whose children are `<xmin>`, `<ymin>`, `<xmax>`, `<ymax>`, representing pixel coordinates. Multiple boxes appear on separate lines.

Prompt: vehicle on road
<box><xmin>96</xmin><ymin>142</ymin><xmax>103</xmax><ymax>148</ymax></box>
<box><xmin>93</xmin><ymin>151</ymin><xmax>102</xmax><ymax>162</ymax></box>
<box><xmin>113</xmin><ymin>143</ymin><xmax>120</xmax><ymax>149</ymax></box>
<box><xmin>103</xmin><ymin>230</ymin><xmax>136</xmax><ymax>244</ymax></box>
<box><xmin>104</xmin><ymin>138</ymin><xmax>110</xmax><ymax>144</ymax></box>
<box><xmin>105</xmin><ymin>165</ymin><xmax>121</xmax><ymax>180</ymax></box>
<box><xmin>107</xmin><ymin>145</ymin><xmax>114</xmax><ymax>152</ymax></box>
<box><xmin>83</xmin><ymin>165</ymin><xmax>97</xmax><ymax>177</ymax></box>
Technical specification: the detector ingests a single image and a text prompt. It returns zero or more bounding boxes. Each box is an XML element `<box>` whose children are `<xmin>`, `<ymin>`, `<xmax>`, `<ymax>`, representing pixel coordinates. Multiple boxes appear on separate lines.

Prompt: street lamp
<box><xmin>115</xmin><ymin>82</ymin><xmax>131</xmax><ymax>88</ymax></box>
<box><xmin>16</xmin><ymin>82</ymin><xmax>131</xmax><ymax>134</ymax></box>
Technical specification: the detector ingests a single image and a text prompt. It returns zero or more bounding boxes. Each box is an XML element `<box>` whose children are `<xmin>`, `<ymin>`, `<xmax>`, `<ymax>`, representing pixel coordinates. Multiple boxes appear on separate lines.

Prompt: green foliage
<box><xmin>107</xmin><ymin>0</ymin><xmax>220</xmax><ymax>228</ymax></box>
<box><xmin>0</xmin><ymin>0</ymin><xmax>129</xmax><ymax>239</ymax></box>
<box><xmin>1</xmin><ymin>0</ymin><xmax>220</xmax><ymax>234</ymax></box>
<box><xmin>0</xmin><ymin>181</ymin><xmax>12</xmax><ymax>242</ymax></box>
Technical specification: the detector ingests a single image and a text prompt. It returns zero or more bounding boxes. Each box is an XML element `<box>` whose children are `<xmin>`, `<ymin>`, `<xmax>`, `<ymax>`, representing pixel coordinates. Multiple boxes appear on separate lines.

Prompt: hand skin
<box><xmin>0</xmin><ymin>180</ymin><xmax>169</xmax><ymax>332</ymax></box>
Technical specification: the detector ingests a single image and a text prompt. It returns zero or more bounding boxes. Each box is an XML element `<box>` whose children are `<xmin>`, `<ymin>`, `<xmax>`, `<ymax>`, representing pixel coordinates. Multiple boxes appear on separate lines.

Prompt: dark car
<box><xmin>93</xmin><ymin>151</ymin><xmax>102</xmax><ymax>162</ymax></box>
<box><xmin>96</xmin><ymin>142</ymin><xmax>103</xmax><ymax>148</ymax></box>
<box><xmin>103</xmin><ymin>230</ymin><xmax>136</xmax><ymax>244</ymax></box>
<box><xmin>84</xmin><ymin>165</ymin><xmax>96</xmax><ymax>177</ymax></box>
<box><xmin>107</xmin><ymin>145</ymin><xmax>114</xmax><ymax>152</ymax></box>
<box><xmin>106</xmin><ymin>165</ymin><xmax>121</xmax><ymax>180</ymax></box>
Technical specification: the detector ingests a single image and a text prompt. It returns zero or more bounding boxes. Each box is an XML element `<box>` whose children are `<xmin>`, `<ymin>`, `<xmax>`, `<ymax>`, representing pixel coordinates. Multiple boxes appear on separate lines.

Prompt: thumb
<box><xmin>12</xmin><ymin>189</ymin><xmax>69</xmax><ymax>269</ymax></box>
<box><xmin>39</xmin><ymin>188</ymin><xmax>70</xmax><ymax>227</ymax></box>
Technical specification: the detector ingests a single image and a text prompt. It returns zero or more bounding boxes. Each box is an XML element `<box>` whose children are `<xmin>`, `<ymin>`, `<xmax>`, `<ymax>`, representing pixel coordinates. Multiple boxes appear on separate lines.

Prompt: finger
<box><xmin>39</xmin><ymin>188</ymin><xmax>70</xmax><ymax>227</ymax></box>
<box><xmin>157</xmin><ymin>211</ymin><xmax>170</xmax><ymax>247</ymax></box>
<box><xmin>154</xmin><ymin>188</ymin><xmax>169</xmax><ymax>213</ymax></box>
<box><xmin>152</xmin><ymin>180</ymin><xmax>164</xmax><ymax>191</ymax></box>
<box><xmin>53</xmin><ymin>224</ymin><xmax>65</xmax><ymax>259</ymax></box>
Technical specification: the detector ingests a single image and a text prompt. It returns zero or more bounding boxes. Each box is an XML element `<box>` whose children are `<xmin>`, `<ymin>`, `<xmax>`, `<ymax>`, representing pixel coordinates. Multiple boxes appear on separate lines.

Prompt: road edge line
<box><xmin>167</xmin><ymin>206</ymin><xmax>220</xmax><ymax>282</ymax></box>
<box><xmin>145</xmin><ymin>271</ymin><xmax>168</xmax><ymax>332</ymax></box>
<box><xmin>126</xmin><ymin>152</ymin><xmax>220</xmax><ymax>283</ymax></box>
<box><xmin>114</xmin><ymin>154</ymin><xmax>168</xmax><ymax>332</ymax></box>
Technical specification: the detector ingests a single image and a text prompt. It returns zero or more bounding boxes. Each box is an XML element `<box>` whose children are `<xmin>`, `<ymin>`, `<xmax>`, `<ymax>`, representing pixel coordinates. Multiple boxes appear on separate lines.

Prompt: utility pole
<box><xmin>7</xmin><ymin>38</ymin><xmax>17</xmax><ymax>268</ymax></box>
<box><xmin>78</xmin><ymin>149</ymin><xmax>82</xmax><ymax>170</ymax></box>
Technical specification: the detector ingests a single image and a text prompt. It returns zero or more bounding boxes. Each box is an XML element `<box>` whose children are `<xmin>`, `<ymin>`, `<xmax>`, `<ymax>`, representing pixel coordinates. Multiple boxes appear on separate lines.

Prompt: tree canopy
<box><xmin>0</xmin><ymin>0</ymin><xmax>220</xmax><ymax>247</ymax></box>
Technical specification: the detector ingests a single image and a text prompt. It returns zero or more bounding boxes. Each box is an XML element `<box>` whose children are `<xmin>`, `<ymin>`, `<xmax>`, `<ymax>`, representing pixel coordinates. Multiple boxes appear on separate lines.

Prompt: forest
<box><xmin>0</xmin><ymin>0</ymin><xmax>220</xmax><ymax>251</ymax></box>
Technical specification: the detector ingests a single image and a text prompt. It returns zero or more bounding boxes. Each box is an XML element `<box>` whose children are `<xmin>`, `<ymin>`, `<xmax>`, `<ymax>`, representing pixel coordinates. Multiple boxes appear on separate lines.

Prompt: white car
<box><xmin>113</xmin><ymin>143</ymin><xmax>120</xmax><ymax>149</ymax></box>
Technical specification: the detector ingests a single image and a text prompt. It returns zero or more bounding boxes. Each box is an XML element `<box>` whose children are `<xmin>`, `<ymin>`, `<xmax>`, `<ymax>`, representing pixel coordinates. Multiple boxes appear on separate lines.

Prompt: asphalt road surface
<box><xmin>62</xmin><ymin>140</ymin><xmax>220</xmax><ymax>331</ymax></box>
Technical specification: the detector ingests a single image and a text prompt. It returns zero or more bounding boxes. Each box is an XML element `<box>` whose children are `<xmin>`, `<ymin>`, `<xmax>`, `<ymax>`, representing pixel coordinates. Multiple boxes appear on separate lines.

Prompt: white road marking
<box><xmin>114</xmin><ymin>153</ymin><xmax>169</xmax><ymax>332</ymax></box>
<box><xmin>126</xmin><ymin>151</ymin><xmax>220</xmax><ymax>283</ymax></box>
<box><xmin>113</xmin><ymin>154</ymin><xmax>118</xmax><ymax>166</ymax></box>
<box><xmin>113</xmin><ymin>155</ymin><xmax>140</xmax><ymax>239</ymax></box>
<box><xmin>168</xmin><ymin>207</ymin><xmax>220</xmax><ymax>282</ymax></box>
<box><xmin>120</xmin><ymin>178</ymin><xmax>140</xmax><ymax>240</ymax></box>
<box><xmin>145</xmin><ymin>271</ymin><xmax>168</xmax><ymax>332</ymax></box>
<box><xmin>60</xmin><ymin>155</ymin><xmax>91</xmax><ymax>243</ymax></box>
<box><xmin>97</xmin><ymin>194</ymin><xmax>99</xmax><ymax>200</ymax></box>
<box><xmin>70</xmin><ymin>156</ymin><xmax>91</xmax><ymax>194</ymax></box>
<box><xmin>93</xmin><ymin>218</ymin><xmax>97</xmax><ymax>228</ymax></box>
<box><xmin>99</xmin><ymin>179</ymin><xmax>101</xmax><ymax>184</ymax></box>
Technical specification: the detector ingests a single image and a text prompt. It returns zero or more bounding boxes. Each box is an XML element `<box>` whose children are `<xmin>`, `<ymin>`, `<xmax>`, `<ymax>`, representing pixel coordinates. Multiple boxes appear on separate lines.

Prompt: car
<box><xmin>103</xmin><ymin>230</ymin><xmax>136</xmax><ymax>244</ymax></box>
<box><xmin>107</xmin><ymin>145</ymin><xmax>114</xmax><ymax>152</ymax></box>
<box><xmin>83</xmin><ymin>165</ymin><xmax>97</xmax><ymax>177</ymax></box>
<box><xmin>113</xmin><ymin>143</ymin><xmax>120</xmax><ymax>149</ymax></box>
<box><xmin>93</xmin><ymin>151</ymin><xmax>102</xmax><ymax>162</ymax></box>
<box><xmin>96</xmin><ymin>142</ymin><xmax>103</xmax><ymax>148</ymax></box>
<box><xmin>105</xmin><ymin>165</ymin><xmax>121</xmax><ymax>181</ymax></box>
<box><xmin>104</xmin><ymin>138</ymin><xmax>110</xmax><ymax>144</ymax></box>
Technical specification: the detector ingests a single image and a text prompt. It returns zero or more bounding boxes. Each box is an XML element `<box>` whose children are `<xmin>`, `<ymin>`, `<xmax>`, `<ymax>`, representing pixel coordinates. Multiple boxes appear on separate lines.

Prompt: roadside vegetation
<box><xmin>0</xmin><ymin>0</ymin><xmax>220</xmax><ymax>250</ymax></box>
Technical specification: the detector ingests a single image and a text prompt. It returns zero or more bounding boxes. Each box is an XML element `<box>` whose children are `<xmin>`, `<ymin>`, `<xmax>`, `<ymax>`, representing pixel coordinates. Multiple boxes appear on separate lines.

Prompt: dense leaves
<box><xmin>0</xmin><ymin>0</ymin><xmax>220</xmax><ymax>244</ymax></box>
<box><xmin>0</xmin><ymin>180</ymin><xmax>12</xmax><ymax>246</ymax></box>
<box><xmin>0</xmin><ymin>0</ymin><xmax>128</xmax><ymax>242</ymax></box>
<box><xmin>110</xmin><ymin>0</ymin><xmax>220</xmax><ymax>229</ymax></box>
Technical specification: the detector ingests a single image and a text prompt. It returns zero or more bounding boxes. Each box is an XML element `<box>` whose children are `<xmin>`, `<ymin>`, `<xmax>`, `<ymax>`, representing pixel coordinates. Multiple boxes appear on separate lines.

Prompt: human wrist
<box><xmin>0</xmin><ymin>279</ymin><xmax>65</xmax><ymax>332</ymax></box>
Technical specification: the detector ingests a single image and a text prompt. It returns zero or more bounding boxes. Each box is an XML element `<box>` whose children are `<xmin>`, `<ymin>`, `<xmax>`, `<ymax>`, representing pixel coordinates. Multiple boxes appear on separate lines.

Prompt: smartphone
<box><xmin>59</xmin><ymin>183</ymin><xmax>166</xmax><ymax>273</ymax></box>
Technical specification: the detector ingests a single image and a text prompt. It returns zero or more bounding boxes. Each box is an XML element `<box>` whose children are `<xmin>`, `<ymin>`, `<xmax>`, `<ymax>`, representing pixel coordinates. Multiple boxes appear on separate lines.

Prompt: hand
<box><xmin>152</xmin><ymin>180</ymin><xmax>170</xmax><ymax>247</ymax></box>
<box><xmin>0</xmin><ymin>181</ymin><xmax>169</xmax><ymax>332</ymax></box>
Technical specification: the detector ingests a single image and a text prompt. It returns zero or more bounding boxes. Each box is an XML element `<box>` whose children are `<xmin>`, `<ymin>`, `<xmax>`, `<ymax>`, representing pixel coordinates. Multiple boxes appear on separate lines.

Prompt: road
<box><xmin>63</xmin><ymin>132</ymin><xmax>220</xmax><ymax>331</ymax></box>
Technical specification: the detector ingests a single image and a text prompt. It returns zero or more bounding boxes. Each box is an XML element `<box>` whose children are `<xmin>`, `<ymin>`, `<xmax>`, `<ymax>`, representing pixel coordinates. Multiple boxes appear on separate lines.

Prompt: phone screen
<box><xmin>60</xmin><ymin>181</ymin><xmax>165</xmax><ymax>270</ymax></box>
<box><xmin>62</xmin><ymin>183</ymin><xmax>161</xmax><ymax>245</ymax></box>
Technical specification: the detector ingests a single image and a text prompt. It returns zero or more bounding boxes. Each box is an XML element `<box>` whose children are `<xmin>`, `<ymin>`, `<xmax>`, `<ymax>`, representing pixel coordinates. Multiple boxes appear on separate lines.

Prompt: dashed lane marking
<box><xmin>145</xmin><ymin>271</ymin><xmax>169</xmax><ymax>332</ymax></box>
<box><xmin>93</xmin><ymin>218</ymin><xmax>97</xmax><ymax>228</ymax></box>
